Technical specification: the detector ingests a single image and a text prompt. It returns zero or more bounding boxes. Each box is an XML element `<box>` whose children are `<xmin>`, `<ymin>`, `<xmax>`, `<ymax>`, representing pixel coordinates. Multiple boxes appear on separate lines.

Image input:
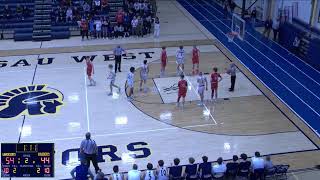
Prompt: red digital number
<box><xmin>5</xmin><ymin>157</ymin><xmax>14</xmax><ymax>164</ymax></box>
<box><xmin>3</xmin><ymin>167</ymin><xmax>9</xmax><ymax>174</ymax></box>
<box><xmin>44</xmin><ymin>167</ymin><xmax>50</xmax><ymax>174</ymax></box>
<box><xmin>40</xmin><ymin>157</ymin><xmax>50</xmax><ymax>164</ymax></box>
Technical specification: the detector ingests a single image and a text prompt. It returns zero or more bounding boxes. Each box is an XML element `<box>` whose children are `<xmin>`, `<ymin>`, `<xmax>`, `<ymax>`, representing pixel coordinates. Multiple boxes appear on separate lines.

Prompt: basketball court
<box><xmin>0</xmin><ymin>0</ymin><xmax>319</xmax><ymax>179</ymax></box>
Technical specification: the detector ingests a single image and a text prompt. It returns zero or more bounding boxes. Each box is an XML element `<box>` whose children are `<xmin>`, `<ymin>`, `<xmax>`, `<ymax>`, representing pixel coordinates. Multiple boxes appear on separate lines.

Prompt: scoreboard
<box><xmin>1</xmin><ymin>143</ymin><xmax>54</xmax><ymax>177</ymax></box>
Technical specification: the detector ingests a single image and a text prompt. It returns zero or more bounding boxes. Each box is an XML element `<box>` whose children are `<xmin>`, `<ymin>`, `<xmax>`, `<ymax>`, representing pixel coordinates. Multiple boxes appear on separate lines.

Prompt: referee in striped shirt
<box><xmin>80</xmin><ymin>132</ymin><xmax>100</xmax><ymax>173</ymax></box>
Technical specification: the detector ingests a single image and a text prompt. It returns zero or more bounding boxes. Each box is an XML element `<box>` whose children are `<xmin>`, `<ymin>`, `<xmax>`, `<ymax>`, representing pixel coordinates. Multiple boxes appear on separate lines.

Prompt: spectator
<box><xmin>156</xmin><ymin>160</ymin><xmax>168</xmax><ymax>180</ymax></box>
<box><xmin>123</xmin><ymin>12</ymin><xmax>131</xmax><ymax>37</ymax></box>
<box><xmin>229</xmin><ymin>1</ymin><xmax>236</xmax><ymax>13</ymax></box>
<box><xmin>251</xmin><ymin>151</ymin><xmax>265</xmax><ymax>179</ymax></box>
<box><xmin>66</xmin><ymin>7</ymin><xmax>73</xmax><ymax>22</ymax></box>
<box><xmin>145</xmin><ymin>14</ymin><xmax>152</xmax><ymax>34</ymax></box>
<box><xmin>102</xmin><ymin>17</ymin><xmax>109</xmax><ymax>39</ymax></box>
<box><xmin>109</xmin><ymin>165</ymin><xmax>124</xmax><ymax>180</ymax></box>
<box><xmin>264</xmin><ymin>155</ymin><xmax>273</xmax><ymax>170</ymax></box>
<box><xmin>70</xmin><ymin>159</ymin><xmax>94</xmax><ymax>180</ymax></box>
<box><xmin>95</xmin><ymin>170</ymin><xmax>108</xmax><ymax>180</ymax></box>
<box><xmin>212</xmin><ymin>157</ymin><xmax>226</xmax><ymax>178</ymax></box>
<box><xmin>131</xmin><ymin>16</ymin><xmax>138</xmax><ymax>36</ymax></box>
<box><xmin>226</xmin><ymin>155</ymin><xmax>239</xmax><ymax>178</ymax></box>
<box><xmin>114</xmin><ymin>24</ymin><xmax>120</xmax><ymax>38</ymax></box>
<box><xmin>22</xmin><ymin>5</ymin><xmax>29</xmax><ymax>18</ymax></box>
<box><xmin>93</xmin><ymin>0</ymin><xmax>101</xmax><ymax>12</ymax></box>
<box><xmin>116</xmin><ymin>9</ymin><xmax>125</xmax><ymax>25</ymax></box>
<box><xmin>79</xmin><ymin>132</ymin><xmax>100</xmax><ymax>173</ymax></box>
<box><xmin>143</xmin><ymin>163</ymin><xmax>156</xmax><ymax>180</ymax></box>
<box><xmin>73</xmin><ymin>7</ymin><xmax>80</xmax><ymax>21</ymax></box>
<box><xmin>16</xmin><ymin>4</ymin><xmax>23</xmax><ymax>20</ymax></box>
<box><xmin>128</xmin><ymin>164</ymin><xmax>141</xmax><ymax>180</ymax></box>
<box><xmin>272</xmin><ymin>18</ymin><xmax>280</xmax><ymax>41</ymax></box>
<box><xmin>137</xmin><ymin>16</ymin><xmax>144</xmax><ymax>37</ymax></box>
<box><xmin>101</xmin><ymin>0</ymin><xmax>109</xmax><ymax>12</ymax></box>
<box><xmin>184</xmin><ymin>157</ymin><xmax>198</xmax><ymax>180</ymax></box>
<box><xmin>263</xmin><ymin>17</ymin><xmax>273</xmax><ymax>38</ymax></box>
<box><xmin>169</xmin><ymin>158</ymin><xmax>182</xmax><ymax>180</ymax></box>
<box><xmin>237</xmin><ymin>153</ymin><xmax>251</xmax><ymax>178</ymax></box>
<box><xmin>134</xmin><ymin>1</ymin><xmax>140</xmax><ymax>13</ymax></box>
<box><xmin>80</xmin><ymin>18</ymin><xmax>89</xmax><ymax>40</ymax></box>
<box><xmin>251</xmin><ymin>7</ymin><xmax>257</xmax><ymax>27</ymax></box>
<box><xmin>226</xmin><ymin>63</ymin><xmax>237</xmax><ymax>92</ymax></box>
<box><xmin>154</xmin><ymin>16</ymin><xmax>160</xmax><ymax>38</ymax></box>
<box><xmin>223</xmin><ymin>1</ymin><xmax>228</xmax><ymax>18</ymax></box>
<box><xmin>118</xmin><ymin>24</ymin><xmax>124</xmax><ymax>38</ymax></box>
<box><xmin>3</xmin><ymin>5</ymin><xmax>11</xmax><ymax>19</ymax></box>
<box><xmin>58</xmin><ymin>6</ymin><xmax>65</xmax><ymax>22</ymax></box>
<box><xmin>292</xmin><ymin>35</ymin><xmax>301</xmax><ymax>55</ymax></box>
<box><xmin>83</xmin><ymin>2</ymin><xmax>91</xmax><ymax>15</ymax></box>
<box><xmin>198</xmin><ymin>156</ymin><xmax>212</xmax><ymax>180</ymax></box>
<box><xmin>89</xmin><ymin>18</ymin><xmax>95</xmax><ymax>38</ymax></box>
<box><xmin>95</xmin><ymin>18</ymin><xmax>102</xmax><ymax>38</ymax></box>
<box><xmin>108</xmin><ymin>24</ymin><xmax>114</xmax><ymax>39</ymax></box>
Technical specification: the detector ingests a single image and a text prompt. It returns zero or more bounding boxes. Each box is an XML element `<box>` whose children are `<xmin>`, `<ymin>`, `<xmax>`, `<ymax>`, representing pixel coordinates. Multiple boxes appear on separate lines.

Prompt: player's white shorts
<box><xmin>176</xmin><ymin>58</ymin><xmax>185</xmax><ymax>65</ymax></box>
<box><xmin>140</xmin><ymin>74</ymin><xmax>148</xmax><ymax>81</ymax></box>
<box><xmin>127</xmin><ymin>82</ymin><xmax>134</xmax><ymax>88</ymax></box>
<box><xmin>198</xmin><ymin>86</ymin><xmax>205</xmax><ymax>94</ymax></box>
<box><xmin>110</xmin><ymin>80</ymin><xmax>115</xmax><ymax>85</ymax></box>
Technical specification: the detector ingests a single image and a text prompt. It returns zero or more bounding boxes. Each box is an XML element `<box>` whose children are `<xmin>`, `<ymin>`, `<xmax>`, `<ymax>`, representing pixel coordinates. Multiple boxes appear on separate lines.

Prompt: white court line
<box><xmin>84</xmin><ymin>67</ymin><xmax>90</xmax><ymax>132</ymax></box>
<box><xmin>29</xmin><ymin>123</ymin><xmax>216</xmax><ymax>143</ymax></box>
<box><xmin>202</xmin><ymin>0</ymin><xmax>320</xmax><ymax>81</ymax></box>
<box><xmin>196</xmin><ymin>0</ymin><xmax>320</xmax><ymax>101</ymax></box>
<box><xmin>183</xmin><ymin>0</ymin><xmax>320</xmax><ymax>138</ymax></box>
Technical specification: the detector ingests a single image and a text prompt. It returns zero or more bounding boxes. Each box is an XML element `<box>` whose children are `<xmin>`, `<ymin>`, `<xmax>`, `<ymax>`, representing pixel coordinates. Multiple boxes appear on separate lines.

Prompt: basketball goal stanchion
<box><xmin>226</xmin><ymin>31</ymin><xmax>238</xmax><ymax>42</ymax></box>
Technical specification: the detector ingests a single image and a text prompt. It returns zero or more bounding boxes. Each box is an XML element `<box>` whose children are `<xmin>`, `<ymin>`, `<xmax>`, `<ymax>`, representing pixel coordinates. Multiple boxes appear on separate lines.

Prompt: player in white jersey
<box><xmin>107</xmin><ymin>64</ymin><xmax>121</xmax><ymax>96</ymax></box>
<box><xmin>109</xmin><ymin>165</ymin><xmax>123</xmax><ymax>180</ymax></box>
<box><xmin>176</xmin><ymin>46</ymin><xmax>185</xmax><ymax>75</ymax></box>
<box><xmin>156</xmin><ymin>160</ymin><xmax>169</xmax><ymax>180</ymax></box>
<box><xmin>197</xmin><ymin>72</ymin><xmax>208</xmax><ymax>106</ymax></box>
<box><xmin>127</xmin><ymin>67</ymin><xmax>135</xmax><ymax>101</ymax></box>
<box><xmin>139</xmin><ymin>60</ymin><xmax>149</xmax><ymax>92</ymax></box>
<box><xmin>143</xmin><ymin>163</ymin><xmax>156</xmax><ymax>180</ymax></box>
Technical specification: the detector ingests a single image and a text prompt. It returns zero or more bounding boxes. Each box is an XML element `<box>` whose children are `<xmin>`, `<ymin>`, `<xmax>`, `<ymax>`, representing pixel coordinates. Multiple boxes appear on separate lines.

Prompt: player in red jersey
<box><xmin>177</xmin><ymin>74</ymin><xmax>188</xmax><ymax>108</ymax></box>
<box><xmin>210</xmin><ymin>67</ymin><xmax>222</xmax><ymax>101</ymax></box>
<box><xmin>192</xmin><ymin>45</ymin><xmax>200</xmax><ymax>75</ymax></box>
<box><xmin>160</xmin><ymin>46</ymin><xmax>167</xmax><ymax>77</ymax></box>
<box><xmin>86</xmin><ymin>56</ymin><xmax>96</xmax><ymax>86</ymax></box>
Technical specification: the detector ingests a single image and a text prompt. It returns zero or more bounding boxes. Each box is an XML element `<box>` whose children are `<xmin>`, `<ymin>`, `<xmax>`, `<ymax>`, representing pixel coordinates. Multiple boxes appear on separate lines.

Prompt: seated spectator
<box><xmin>66</xmin><ymin>7</ymin><xmax>73</xmax><ymax>22</ymax></box>
<box><xmin>70</xmin><ymin>159</ymin><xmax>94</xmax><ymax>180</ymax></box>
<box><xmin>143</xmin><ymin>163</ymin><xmax>156</xmax><ymax>180</ymax></box>
<box><xmin>3</xmin><ymin>5</ymin><xmax>11</xmax><ymax>19</ymax></box>
<box><xmin>16</xmin><ymin>4</ymin><xmax>23</xmax><ymax>20</ymax></box>
<box><xmin>134</xmin><ymin>1</ymin><xmax>140</xmax><ymax>13</ymax></box>
<box><xmin>139</xmin><ymin>0</ymin><xmax>145</xmax><ymax>15</ymax></box>
<box><xmin>226</xmin><ymin>155</ymin><xmax>239</xmax><ymax>178</ymax></box>
<box><xmin>58</xmin><ymin>7</ymin><xmax>65</xmax><ymax>22</ymax></box>
<box><xmin>251</xmin><ymin>151</ymin><xmax>265</xmax><ymax>179</ymax></box>
<box><xmin>73</xmin><ymin>7</ymin><xmax>80</xmax><ymax>21</ymax></box>
<box><xmin>128</xmin><ymin>164</ymin><xmax>141</xmax><ymax>180</ymax></box>
<box><xmin>83</xmin><ymin>2</ymin><xmax>91</xmax><ymax>15</ymax></box>
<box><xmin>95</xmin><ymin>170</ymin><xmax>107</xmax><ymax>180</ymax></box>
<box><xmin>156</xmin><ymin>160</ymin><xmax>168</xmax><ymax>180</ymax></box>
<box><xmin>184</xmin><ymin>157</ymin><xmax>198</xmax><ymax>180</ymax></box>
<box><xmin>116</xmin><ymin>9</ymin><xmax>125</xmax><ymax>25</ymax></box>
<box><xmin>238</xmin><ymin>153</ymin><xmax>251</xmax><ymax>177</ymax></box>
<box><xmin>95</xmin><ymin>18</ymin><xmax>102</xmax><ymax>38</ymax></box>
<box><xmin>198</xmin><ymin>156</ymin><xmax>212</xmax><ymax>180</ymax></box>
<box><xmin>169</xmin><ymin>158</ymin><xmax>182</xmax><ymax>180</ymax></box>
<box><xmin>109</xmin><ymin>165</ymin><xmax>124</xmax><ymax>180</ymax></box>
<box><xmin>101</xmin><ymin>0</ymin><xmax>109</xmax><ymax>12</ymax></box>
<box><xmin>22</xmin><ymin>5</ymin><xmax>29</xmax><ymax>18</ymax></box>
<box><xmin>93</xmin><ymin>0</ymin><xmax>101</xmax><ymax>13</ymax></box>
<box><xmin>212</xmin><ymin>157</ymin><xmax>226</xmax><ymax>179</ymax></box>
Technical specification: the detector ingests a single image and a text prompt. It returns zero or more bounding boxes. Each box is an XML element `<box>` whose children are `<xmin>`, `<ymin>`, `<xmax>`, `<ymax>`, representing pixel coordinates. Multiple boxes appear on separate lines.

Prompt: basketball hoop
<box><xmin>226</xmin><ymin>31</ymin><xmax>238</xmax><ymax>42</ymax></box>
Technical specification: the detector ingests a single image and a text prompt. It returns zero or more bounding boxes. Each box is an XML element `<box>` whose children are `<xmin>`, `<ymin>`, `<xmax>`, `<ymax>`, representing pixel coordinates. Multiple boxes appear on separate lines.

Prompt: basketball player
<box><xmin>160</xmin><ymin>46</ymin><xmax>168</xmax><ymax>77</ymax></box>
<box><xmin>197</xmin><ymin>72</ymin><xmax>208</xmax><ymax>106</ymax></box>
<box><xmin>109</xmin><ymin>165</ymin><xmax>123</xmax><ymax>180</ymax></box>
<box><xmin>127</xmin><ymin>67</ymin><xmax>135</xmax><ymax>100</ymax></box>
<box><xmin>157</xmin><ymin>160</ymin><xmax>168</xmax><ymax>180</ymax></box>
<box><xmin>140</xmin><ymin>60</ymin><xmax>149</xmax><ymax>92</ymax></box>
<box><xmin>192</xmin><ymin>45</ymin><xmax>200</xmax><ymax>75</ymax></box>
<box><xmin>177</xmin><ymin>74</ymin><xmax>188</xmax><ymax>108</ymax></box>
<box><xmin>210</xmin><ymin>67</ymin><xmax>222</xmax><ymax>101</ymax></box>
<box><xmin>143</xmin><ymin>163</ymin><xmax>156</xmax><ymax>180</ymax></box>
<box><xmin>176</xmin><ymin>46</ymin><xmax>185</xmax><ymax>75</ymax></box>
<box><xmin>107</xmin><ymin>64</ymin><xmax>121</xmax><ymax>96</ymax></box>
<box><xmin>86</xmin><ymin>56</ymin><xmax>96</xmax><ymax>86</ymax></box>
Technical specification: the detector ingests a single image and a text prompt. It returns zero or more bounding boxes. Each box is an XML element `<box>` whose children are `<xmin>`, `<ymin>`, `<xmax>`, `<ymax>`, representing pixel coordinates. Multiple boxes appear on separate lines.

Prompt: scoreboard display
<box><xmin>1</xmin><ymin>143</ymin><xmax>54</xmax><ymax>177</ymax></box>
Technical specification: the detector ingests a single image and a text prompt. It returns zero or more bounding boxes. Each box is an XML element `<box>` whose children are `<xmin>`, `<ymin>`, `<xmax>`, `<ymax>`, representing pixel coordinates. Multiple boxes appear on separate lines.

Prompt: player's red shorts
<box><xmin>161</xmin><ymin>60</ymin><xmax>167</xmax><ymax>67</ymax></box>
<box><xmin>192</xmin><ymin>58</ymin><xmax>199</xmax><ymax>64</ymax></box>
<box><xmin>87</xmin><ymin>69</ymin><xmax>92</xmax><ymax>77</ymax></box>
<box><xmin>178</xmin><ymin>90</ymin><xmax>187</xmax><ymax>98</ymax></box>
<box><xmin>211</xmin><ymin>83</ymin><xmax>218</xmax><ymax>90</ymax></box>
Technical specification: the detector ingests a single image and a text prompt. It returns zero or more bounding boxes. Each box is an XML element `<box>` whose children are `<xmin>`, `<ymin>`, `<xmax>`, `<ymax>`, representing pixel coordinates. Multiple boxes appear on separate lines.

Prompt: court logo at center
<box><xmin>0</xmin><ymin>85</ymin><xmax>63</xmax><ymax>120</ymax></box>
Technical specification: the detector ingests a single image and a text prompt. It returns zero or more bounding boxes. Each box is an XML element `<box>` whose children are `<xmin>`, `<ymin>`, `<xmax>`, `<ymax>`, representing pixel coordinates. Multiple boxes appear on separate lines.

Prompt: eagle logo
<box><xmin>0</xmin><ymin>85</ymin><xmax>63</xmax><ymax>120</ymax></box>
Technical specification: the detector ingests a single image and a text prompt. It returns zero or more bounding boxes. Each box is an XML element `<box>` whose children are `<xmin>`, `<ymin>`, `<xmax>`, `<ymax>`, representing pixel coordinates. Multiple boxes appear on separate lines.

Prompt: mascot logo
<box><xmin>0</xmin><ymin>85</ymin><xmax>63</xmax><ymax>119</ymax></box>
